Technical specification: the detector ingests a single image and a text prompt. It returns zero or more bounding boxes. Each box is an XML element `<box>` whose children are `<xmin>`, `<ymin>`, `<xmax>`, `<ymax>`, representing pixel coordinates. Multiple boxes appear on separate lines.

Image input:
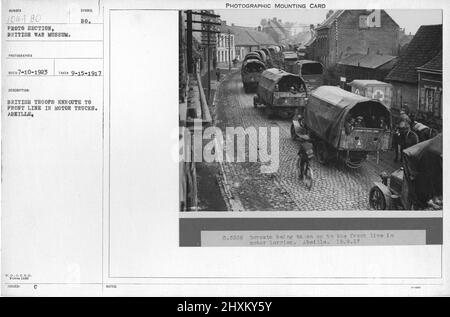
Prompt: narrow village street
<box><xmin>206</xmin><ymin>70</ymin><xmax>402</xmax><ymax>211</ymax></box>
<box><xmin>180</xmin><ymin>10</ymin><xmax>442</xmax><ymax>212</ymax></box>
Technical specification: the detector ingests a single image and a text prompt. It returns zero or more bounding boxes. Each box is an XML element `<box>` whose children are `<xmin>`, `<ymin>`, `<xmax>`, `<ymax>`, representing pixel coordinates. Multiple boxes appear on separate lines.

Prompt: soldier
<box><xmin>215</xmin><ymin>68</ymin><xmax>220</xmax><ymax>82</ymax></box>
<box><xmin>395</xmin><ymin>121</ymin><xmax>419</xmax><ymax>163</ymax></box>
<box><xmin>403</xmin><ymin>122</ymin><xmax>420</xmax><ymax>149</ymax></box>
<box><xmin>344</xmin><ymin>117</ymin><xmax>355</xmax><ymax>135</ymax></box>
<box><xmin>378</xmin><ymin>116</ymin><xmax>388</xmax><ymax>130</ymax></box>
<box><xmin>399</xmin><ymin>110</ymin><xmax>411</xmax><ymax>124</ymax></box>
<box><xmin>297</xmin><ymin>136</ymin><xmax>314</xmax><ymax>180</ymax></box>
<box><xmin>354</xmin><ymin>116</ymin><xmax>366</xmax><ymax>128</ymax></box>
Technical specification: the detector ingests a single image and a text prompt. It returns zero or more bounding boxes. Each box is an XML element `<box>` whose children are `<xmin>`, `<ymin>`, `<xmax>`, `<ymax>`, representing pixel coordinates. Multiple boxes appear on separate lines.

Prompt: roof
<box><xmin>417</xmin><ymin>51</ymin><xmax>442</xmax><ymax>73</ymax></box>
<box><xmin>348</xmin><ymin>80</ymin><xmax>392</xmax><ymax>88</ymax></box>
<box><xmin>386</xmin><ymin>24</ymin><xmax>442</xmax><ymax>83</ymax></box>
<box><xmin>246</xmin><ymin>29</ymin><xmax>278</xmax><ymax>45</ymax></box>
<box><xmin>316</xmin><ymin>10</ymin><xmax>344</xmax><ymax>30</ymax></box>
<box><xmin>316</xmin><ymin>10</ymin><xmax>399</xmax><ymax>31</ymax></box>
<box><xmin>228</xmin><ymin>25</ymin><xmax>277</xmax><ymax>46</ymax></box>
<box><xmin>304</xmin><ymin>35</ymin><xmax>316</xmax><ymax>47</ymax></box>
<box><xmin>266</xmin><ymin>19</ymin><xmax>289</xmax><ymax>38</ymax></box>
<box><xmin>338</xmin><ymin>53</ymin><xmax>397</xmax><ymax>69</ymax></box>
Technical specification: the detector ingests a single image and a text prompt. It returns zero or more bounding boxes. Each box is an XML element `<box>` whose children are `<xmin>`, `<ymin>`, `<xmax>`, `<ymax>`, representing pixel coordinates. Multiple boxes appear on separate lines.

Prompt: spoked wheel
<box><xmin>303</xmin><ymin>166</ymin><xmax>314</xmax><ymax>190</ymax></box>
<box><xmin>369</xmin><ymin>186</ymin><xmax>387</xmax><ymax>210</ymax></box>
<box><xmin>315</xmin><ymin>141</ymin><xmax>329</xmax><ymax>165</ymax></box>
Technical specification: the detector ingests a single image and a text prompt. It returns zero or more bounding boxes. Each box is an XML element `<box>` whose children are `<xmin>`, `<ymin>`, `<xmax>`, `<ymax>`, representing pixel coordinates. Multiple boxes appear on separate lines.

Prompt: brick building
<box><xmin>314</xmin><ymin>10</ymin><xmax>400</xmax><ymax>68</ymax></box>
<box><xmin>385</xmin><ymin>24</ymin><xmax>442</xmax><ymax>119</ymax></box>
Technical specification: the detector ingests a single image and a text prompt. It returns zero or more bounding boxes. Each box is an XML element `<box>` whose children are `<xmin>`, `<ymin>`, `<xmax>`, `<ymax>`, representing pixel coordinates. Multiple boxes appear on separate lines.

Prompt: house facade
<box><xmin>385</xmin><ymin>24</ymin><xmax>442</xmax><ymax>119</ymax></box>
<box><xmin>231</xmin><ymin>25</ymin><xmax>277</xmax><ymax>60</ymax></box>
<box><xmin>417</xmin><ymin>52</ymin><xmax>442</xmax><ymax>129</ymax></box>
<box><xmin>314</xmin><ymin>10</ymin><xmax>400</xmax><ymax>68</ymax></box>
<box><xmin>216</xmin><ymin>22</ymin><xmax>236</xmax><ymax>64</ymax></box>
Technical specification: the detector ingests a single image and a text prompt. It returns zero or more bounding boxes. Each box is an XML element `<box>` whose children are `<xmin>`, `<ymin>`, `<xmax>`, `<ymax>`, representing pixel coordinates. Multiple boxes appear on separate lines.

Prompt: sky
<box><xmin>215</xmin><ymin>9</ymin><xmax>442</xmax><ymax>35</ymax></box>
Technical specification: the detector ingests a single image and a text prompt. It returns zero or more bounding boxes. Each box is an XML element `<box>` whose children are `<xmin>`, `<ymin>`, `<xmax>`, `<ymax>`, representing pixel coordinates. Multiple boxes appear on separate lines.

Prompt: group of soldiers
<box><xmin>344</xmin><ymin>115</ymin><xmax>389</xmax><ymax>134</ymax></box>
<box><xmin>392</xmin><ymin>109</ymin><xmax>438</xmax><ymax>163</ymax></box>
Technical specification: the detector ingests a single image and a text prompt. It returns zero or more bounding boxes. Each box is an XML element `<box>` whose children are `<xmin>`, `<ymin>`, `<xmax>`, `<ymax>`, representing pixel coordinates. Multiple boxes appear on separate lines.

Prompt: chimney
<box><xmin>326</xmin><ymin>10</ymin><xmax>334</xmax><ymax>19</ymax></box>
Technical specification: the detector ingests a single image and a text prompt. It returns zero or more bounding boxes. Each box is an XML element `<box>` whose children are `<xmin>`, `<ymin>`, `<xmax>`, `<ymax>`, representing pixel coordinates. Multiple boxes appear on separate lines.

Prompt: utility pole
<box><xmin>207</xmin><ymin>23</ymin><xmax>211</xmax><ymax>104</ymax></box>
<box><xmin>185</xmin><ymin>10</ymin><xmax>220</xmax><ymax>104</ymax></box>
<box><xmin>186</xmin><ymin>10</ymin><xmax>193</xmax><ymax>74</ymax></box>
<box><xmin>228</xmin><ymin>29</ymin><xmax>231</xmax><ymax>71</ymax></box>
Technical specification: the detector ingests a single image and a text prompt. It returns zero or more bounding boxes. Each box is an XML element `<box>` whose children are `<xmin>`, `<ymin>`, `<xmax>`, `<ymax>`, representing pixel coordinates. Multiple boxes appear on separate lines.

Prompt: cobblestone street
<box><xmin>209</xmin><ymin>70</ymin><xmax>402</xmax><ymax>211</ymax></box>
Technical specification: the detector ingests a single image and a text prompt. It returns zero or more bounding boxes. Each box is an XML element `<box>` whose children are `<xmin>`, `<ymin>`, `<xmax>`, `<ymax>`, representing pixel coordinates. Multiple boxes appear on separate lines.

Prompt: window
<box><xmin>359</xmin><ymin>15</ymin><xmax>368</xmax><ymax>28</ymax></box>
<box><xmin>435</xmin><ymin>89</ymin><xmax>442</xmax><ymax>117</ymax></box>
<box><xmin>425</xmin><ymin>88</ymin><xmax>435</xmax><ymax>113</ymax></box>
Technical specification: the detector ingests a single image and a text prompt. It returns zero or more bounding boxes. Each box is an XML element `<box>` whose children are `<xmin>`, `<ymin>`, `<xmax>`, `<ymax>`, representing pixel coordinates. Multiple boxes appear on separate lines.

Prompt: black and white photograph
<box><xmin>179</xmin><ymin>9</ymin><xmax>443</xmax><ymax>212</ymax></box>
<box><xmin>1</xmin><ymin>0</ymin><xmax>449</xmax><ymax>297</ymax></box>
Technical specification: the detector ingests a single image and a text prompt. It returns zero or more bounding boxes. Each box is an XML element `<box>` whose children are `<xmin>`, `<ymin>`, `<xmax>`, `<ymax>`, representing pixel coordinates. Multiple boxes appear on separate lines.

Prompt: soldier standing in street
<box><xmin>215</xmin><ymin>68</ymin><xmax>220</xmax><ymax>82</ymax></box>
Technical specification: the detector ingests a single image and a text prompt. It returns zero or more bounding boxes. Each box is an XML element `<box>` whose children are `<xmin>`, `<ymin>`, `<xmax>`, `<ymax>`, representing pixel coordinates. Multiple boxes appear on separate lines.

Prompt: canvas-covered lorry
<box><xmin>241</xmin><ymin>58</ymin><xmax>266</xmax><ymax>93</ymax></box>
<box><xmin>301</xmin><ymin>86</ymin><xmax>392</xmax><ymax>168</ymax></box>
<box><xmin>348</xmin><ymin>80</ymin><xmax>393</xmax><ymax>108</ymax></box>
<box><xmin>292</xmin><ymin>60</ymin><xmax>324</xmax><ymax>91</ymax></box>
<box><xmin>369</xmin><ymin>134</ymin><xmax>442</xmax><ymax>210</ymax></box>
<box><xmin>253</xmin><ymin>68</ymin><xmax>308</xmax><ymax>118</ymax></box>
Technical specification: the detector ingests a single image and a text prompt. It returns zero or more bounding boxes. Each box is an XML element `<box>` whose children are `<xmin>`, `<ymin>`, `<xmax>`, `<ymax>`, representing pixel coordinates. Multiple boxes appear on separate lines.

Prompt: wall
<box><xmin>216</xmin><ymin>33</ymin><xmax>235</xmax><ymax>63</ymax></box>
<box><xmin>336</xmin><ymin>10</ymin><xmax>399</xmax><ymax>62</ymax></box>
<box><xmin>390</xmin><ymin>81</ymin><xmax>418</xmax><ymax>115</ymax></box>
<box><xmin>418</xmin><ymin>71</ymin><xmax>442</xmax><ymax>129</ymax></box>
<box><xmin>316</xmin><ymin>10</ymin><xmax>400</xmax><ymax>68</ymax></box>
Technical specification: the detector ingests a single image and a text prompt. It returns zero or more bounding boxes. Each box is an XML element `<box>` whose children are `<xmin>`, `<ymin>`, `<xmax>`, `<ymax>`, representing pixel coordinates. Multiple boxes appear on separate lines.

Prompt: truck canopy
<box><xmin>242</xmin><ymin>59</ymin><xmax>265</xmax><ymax>73</ymax></box>
<box><xmin>304</xmin><ymin>86</ymin><xmax>391</xmax><ymax>147</ymax></box>
<box><xmin>403</xmin><ymin>133</ymin><xmax>442</xmax><ymax>206</ymax></box>
<box><xmin>348</xmin><ymin>79</ymin><xmax>392</xmax><ymax>89</ymax></box>
<box><xmin>268</xmin><ymin>45</ymin><xmax>281</xmax><ymax>54</ymax></box>
<box><xmin>254</xmin><ymin>50</ymin><xmax>267</xmax><ymax>62</ymax></box>
<box><xmin>243</xmin><ymin>53</ymin><xmax>263</xmax><ymax>62</ymax></box>
<box><xmin>282</xmin><ymin>51</ymin><xmax>298</xmax><ymax>60</ymax></box>
<box><xmin>258</xmin><ymin>68</ymin><xmax>306</xmax><ymax>93</ymax></box>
